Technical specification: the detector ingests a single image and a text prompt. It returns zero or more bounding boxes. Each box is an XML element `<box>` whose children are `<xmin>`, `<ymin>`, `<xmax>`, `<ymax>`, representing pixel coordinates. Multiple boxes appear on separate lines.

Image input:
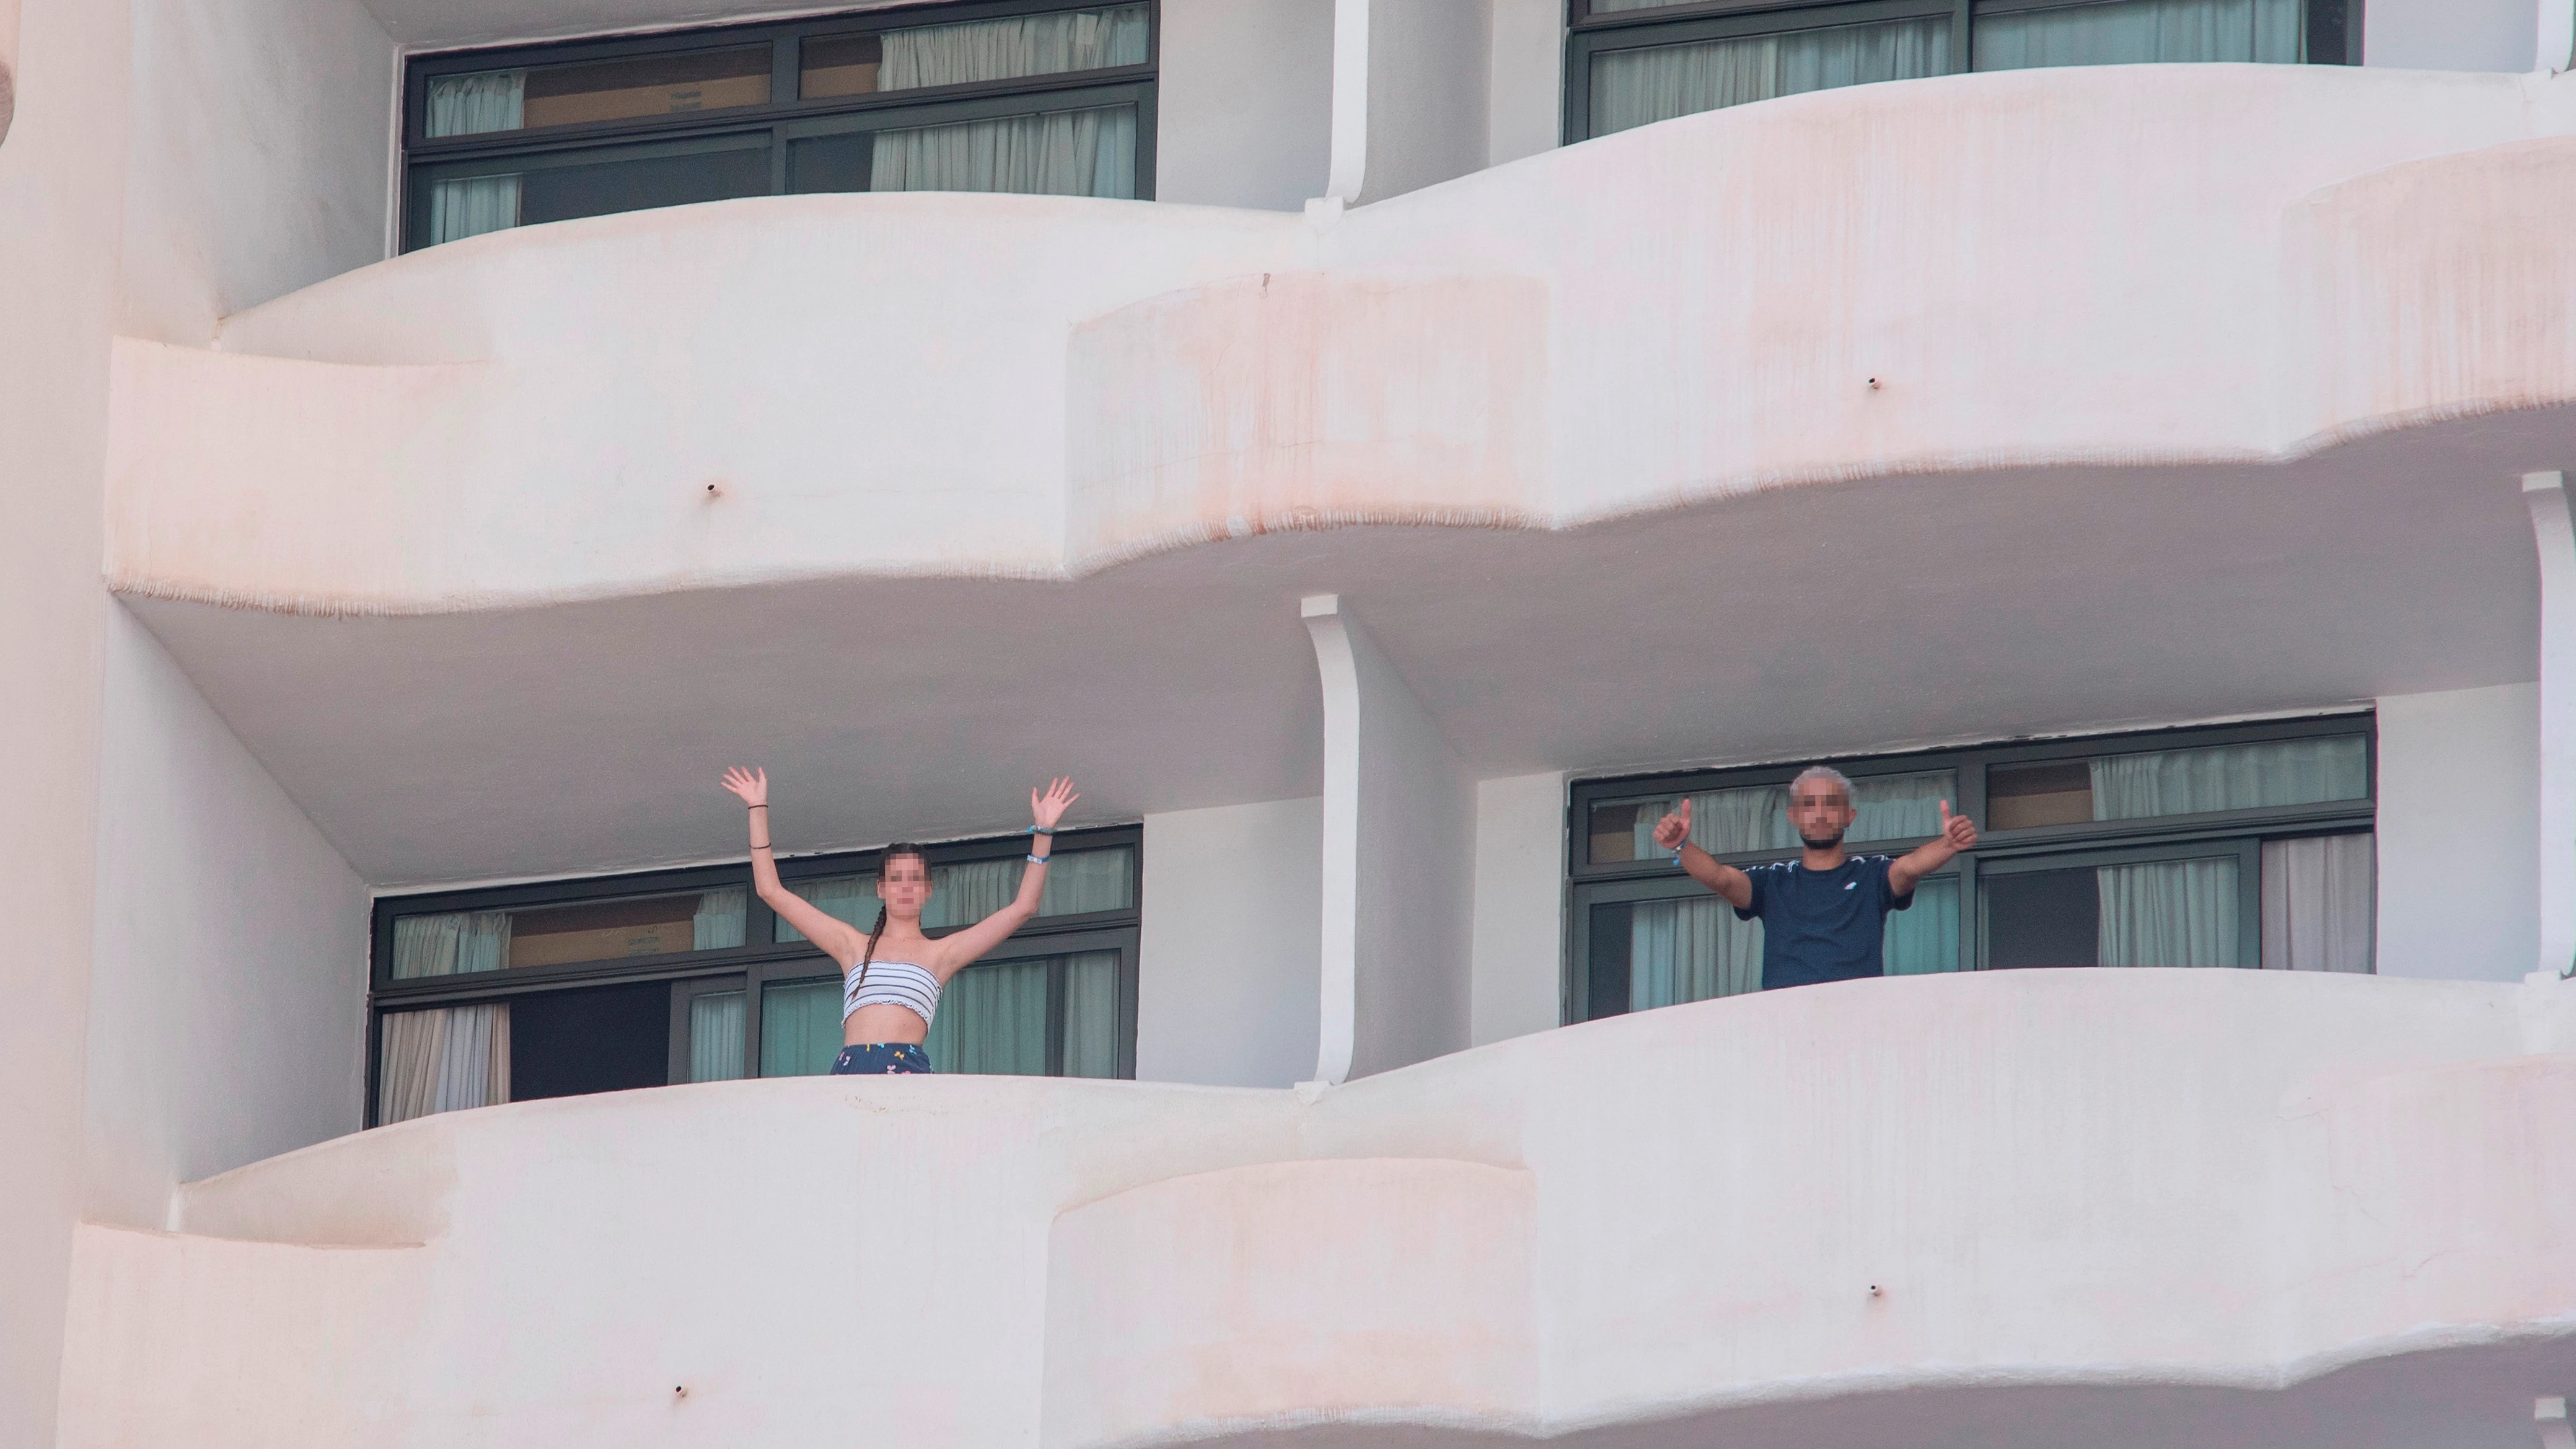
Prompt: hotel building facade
<box><xmin>4</xmin><ymin>0</ymin><xmax>2574</xmax><ymax>1443</ymax></box>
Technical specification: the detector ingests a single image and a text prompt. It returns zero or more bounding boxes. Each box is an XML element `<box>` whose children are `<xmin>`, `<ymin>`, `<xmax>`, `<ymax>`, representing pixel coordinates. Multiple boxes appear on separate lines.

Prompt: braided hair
<box><xmin>855</xmin><ymin>843</ymin><xmax>931</xmax><ymax>992</ymax></box>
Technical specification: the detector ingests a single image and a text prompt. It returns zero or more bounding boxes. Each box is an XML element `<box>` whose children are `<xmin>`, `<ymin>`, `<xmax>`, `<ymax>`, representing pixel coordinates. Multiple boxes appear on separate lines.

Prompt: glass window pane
<box><xmin>2090</xmin><ymin>736</ymin><xmax>2367</xmax><ymax>821</ymax></box>
<box><xmin>1629</xmin><ymin>895</ymin><xmax>1764</xmax><ymax>1008</ymax></box>
<box><xmin>869</xmin><ymin>102</ymin><xmax>1138</xmax><ymax>198</ymax></box>
<box><xmin>1981</xmin><ymin>857</ymin><xmax>2243</xmax><ymax>969</ymax></box>
<box><xmin>377</xmin><ymin>1003</ymin><xmax>509</xmax><ymax>1123</ymax></box>
<box><xmin>509</xmin><ymin>981</ymin><xmax>670</xmax><ymax>1100</ymax></box>
<box><xmin>802</xmin><ymin>34</ymin><xmax>884</xmax><ymax>98</ymax></box>
<box><xmin>760</xmin><ymin>978</ymin><xmax>844</xmax><ymax>1077</ymax></box>
<box><xmin>1973</xmin><ymin>0</ymin><xmax>2303</xmax><ymax>71</ymax></box>
<box><xmin>2261</xmin><ymin>834</ymin><xmax>2375</xmax><ymax>972</ymax></box>
<box><xmin>425</xmin><ymin>71</ymin><xmax>525</xmax><ymax>138</ymax></box>
<box><xmin>1589</xmin><ymin>15</ymin><xmax>1954</xmax><ymax>135</ymax></box>
<box><xmin>874</xmin><ymin>5</ymin><xmax>1148</xmax><ymax>90</ymax></box>
<box><xmin>689</xmin><ymin>990</ymin><xmax>746</xmax><ymax>1081</ymax></box>
<box><xmin>393</xmin><ymin>888</ymin><xmax>742</xmax><ymax>976</ymax></box>
<box><xmin>417</xmin><ymin>138</ymin><xmax>771</xmax><ymax>247</ymax></box>
<box><xmin>788</xmin><ymin>131</ymin><xmax>873</xmax><ymax>193</ymax></box>
<box><xmin>1594</xmin><ymin>770</ymin><xmax>1956</xmax><ymax>862</ymax></box>
<box><xmin>1885</xmin><ymin>876</ymin><xmax>1959</xmax><ymax>975</ymax></box>
<box><xmin>780</xmin><ymin>848</ymin><xmax>1134</xmax><ymax>942</ymax></box>
<box><xmin>925</xmin><ymin>958</ymin><xmax>1049</xmax><ymax>1075</ymax></box>
<box><xmin>1988</xmin><ymin>759</ymin><xmax>2095</xmax><ymax>830</ymax></box>
<box><xmin>1061</xmin><ymin>951</ymin><xmax>1122</xmax><ymax>1078</ymax></box>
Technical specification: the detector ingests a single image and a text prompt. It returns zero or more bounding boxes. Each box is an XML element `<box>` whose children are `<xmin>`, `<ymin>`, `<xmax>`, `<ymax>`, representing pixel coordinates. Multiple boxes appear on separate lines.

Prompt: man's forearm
<box><xmin>1891</xmin><ymin>839</ymin><xmax>1957</xmax><ymax>892</ymax></box>
<box><xmin>1679</xmin><ymin>843</ymin><xmax>1752</xmax><ymax>908</ymax></box>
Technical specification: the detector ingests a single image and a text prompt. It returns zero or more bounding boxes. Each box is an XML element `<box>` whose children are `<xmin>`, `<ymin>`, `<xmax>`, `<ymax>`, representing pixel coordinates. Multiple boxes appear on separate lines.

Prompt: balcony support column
<box><xmin>2525</xmin><ymin>471</ymin><xmax>2575</xmax><ymax>980</ymax></box>
<box><xmin>1300</xmin><ymin>594</ymin><xmax>1474</xmax><ymax>1085</ymax></box>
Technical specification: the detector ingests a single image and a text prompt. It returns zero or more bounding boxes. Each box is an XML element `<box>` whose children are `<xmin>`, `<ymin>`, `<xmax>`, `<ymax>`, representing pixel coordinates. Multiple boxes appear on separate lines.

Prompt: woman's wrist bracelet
<box><xmin>1026</xmin><ymin>853</ymin><xmax>1049</xmax><ymax>865</ymax></box>
<box><xmin>1026</xmin><ymin>824</ymin><xmax>1054</xmax><ymax>836</ymax></box>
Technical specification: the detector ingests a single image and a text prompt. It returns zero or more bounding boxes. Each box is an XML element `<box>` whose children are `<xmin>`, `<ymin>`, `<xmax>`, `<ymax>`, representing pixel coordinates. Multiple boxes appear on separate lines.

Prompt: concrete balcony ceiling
<box><xmin>55</xmin><ymin>971</ymin><xmax>2576</xmax><ymax>1447</ymax></box>
<box><xmin>107</xmin><ymin>66</ymin><xmax>2576</xmax><ymax>884</ymax></box>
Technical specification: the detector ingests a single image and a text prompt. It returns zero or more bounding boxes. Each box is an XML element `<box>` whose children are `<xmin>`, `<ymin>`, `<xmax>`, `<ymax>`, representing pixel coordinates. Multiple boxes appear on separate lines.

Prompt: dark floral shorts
<box><xmin>832</xmin><ymin>1042</ymin><xmax>933</xmax><ymax>1075</ymax></box>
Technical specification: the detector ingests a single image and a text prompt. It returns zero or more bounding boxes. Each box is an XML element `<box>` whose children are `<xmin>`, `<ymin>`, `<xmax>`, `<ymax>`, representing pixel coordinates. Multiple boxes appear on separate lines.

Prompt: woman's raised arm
<box><xmin>931</xmin><ymin>778</ymin><xmax>1078</xmax><ymax>971</ymax></box>
<box><xmin>721</xmin><ymin>766</ymin><xmax>864</xmax><ymax>964</ymax></box>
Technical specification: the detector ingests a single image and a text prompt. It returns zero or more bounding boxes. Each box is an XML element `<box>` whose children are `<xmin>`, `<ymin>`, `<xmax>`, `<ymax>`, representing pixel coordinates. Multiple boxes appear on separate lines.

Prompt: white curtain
<box><xmin>2261</xmin><ymin>834</ymin><xmax>2375</xmax><ymax>972</ymax></box>
<box><xmin>691</xmin><ymin>888</ymin><xmax>746</xmax><ymax>951</ymax></box>
<box><xmin>926</xmin><ymin>958</ymin><xmax>1050</xmax><ymax>1074</ymax></box>
<box><xmin>424</xmin><ymin>71</ymin><xmax>526</xmax><ymax>247</ymax></box>
<box><xmin>1061</xmin><ymin>951</ymin><xmax>1122</xmax><ymax>1078</ymax></box>
<box><xmin>2097</xmin><ymin>857</ymin><xmax>2239</xmax><ymax>967</ymax></box>
<box><xmin>426</xmin><ymin>70</ymin><xmax>524</xmax><ymax>137</ymax></box>
<box><xmin>871</xmin><ymin>103</ymin><xmax>1137</xmax><ymax>198</ymax></box>
<box><xmin>1974</xmin><ymin>0</ymin><xmax>2303</xmax><ymax>71</ymax></box>
<box><xmin>922</xmin><ymin>848</ymin><xmax>1134</xmax><ymax>929</ymax></box>
<box><xmin>1631</xmin><ymin>770</ymin><xmax>1956</xmax><ymax>858</ymax></box>
<box><xmin>2091</xmin><ymin>737</ymin><xmax>2367</xmax><ymax>821</ymax></box>
<box><xmin>880</xmin><ymin>6</ymin><xmax>1148</xmax><ymax>89</ymax></box>
<box><xmin>1885</xmin><ymin>876</ymin><xmax>1959</xmax><ymax>975</ymax></box>
<box><xmin>1589</xmin><ymin>16</ymin><xmax>1952</xmax><ymax>135</ymax></box>
<box><xmin>377</xmin><ymin>1004</ymin><xmax>509</xmax><ymax>1124</ymax></box>
<box><xmin>391</xmin><ymin>910</ymin><xmax>511</xmax><ymax>979</ymax></box>
<box><xmin>1630</xmin><ymin>896</ymin><xmax>1763</xmax><ymax>1008</ymax></box>
<box><xmin>689</xmin><ymin>990</ymin><xmax>746</xmax><ymax>1082</ymax></box>
<box><xmin>760</xmin><ymin>979</ymin><xmax>844</xmax><ymax>1076</ymax></box>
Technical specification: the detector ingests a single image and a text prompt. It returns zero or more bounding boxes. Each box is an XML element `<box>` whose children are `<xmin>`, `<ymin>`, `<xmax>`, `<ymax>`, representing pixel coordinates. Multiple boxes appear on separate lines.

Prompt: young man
<box><xmin>1651</xmin><ymin>765</ymin><xmax>1977</xmax><ymax>990</ymax></box>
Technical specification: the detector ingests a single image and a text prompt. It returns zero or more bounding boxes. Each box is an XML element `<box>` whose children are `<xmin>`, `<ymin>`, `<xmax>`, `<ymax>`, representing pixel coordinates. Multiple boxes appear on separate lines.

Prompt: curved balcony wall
<box><xmin>105</xmin><ymin>65</ymin><xmax>2576</xmax><ymax>615</ymax></box>
<box><xmin>55</xmin><ymin>971</ymin><xmax>2576</xmax><ymax>1448</ymax></box>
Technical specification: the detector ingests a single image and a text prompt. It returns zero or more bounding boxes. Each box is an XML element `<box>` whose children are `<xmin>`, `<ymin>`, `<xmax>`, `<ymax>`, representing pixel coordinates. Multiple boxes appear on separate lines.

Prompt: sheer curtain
<box><xmin>1974</xmin><ymin>0</ymin><xmax>2302</xmax><ymax>70</ymax></box>
<box><xmin>1630</xmin><ymin>771</ymin><xmax>1955</xmax><ymax>858</ymax></box>
<box><xmin>425</xmin><ymin>72</ymin><xmax>525</xmax><ymax>245</ymax></box>
<box><xmin>2097</xmin><ymin>857</ymin><xmax>2238</xmax><ymax>967</ymax></box>
<box><xmin>2261</xmin><ymin>834</ymin><xmax>2374</xmax><ymax>972</ymax></box>
<box><xmin>1630</xmin><ymin>896</ymin><xmax>1762</xmax><ymax>1008</ymax></box>
<box><xmin>922</xmin><ymin>848</ymin><xmax>1133</xmax><ymax>928</ymax></box>
<box><xmin>1061</xmin><ymin>951</ymin><xmax>1122</xmax><ymax>1078</ymax></box>
<box><xmin>1885</xmin><ymin>876</ymin><xmax>1959</xmax><ymax>974</ymax></box>
<box><xmin>778</xmin><ymin>875</ymin><xmax>879</xmax><ymax>942</ymax></box>
<box><xmin>378</xmin><ymin>1005</ymin><xmax>509</xmax><ymax>1124</ymax></box>
<box><xmin>1589</xmin><ymin>17</ymin><xmax>1951</xmax><ymax>135</ymax></box>
<box><xmin>2091</xmin><ymin>737</ymin><xmax>2367</xmax><ymax>821</ymax></box>
<box><xmin>690</xmin><ymin>991</ymin><xmax>747</xmax><ymax>1081</ymax></box>
<box><xmin>760</xmin><ymin>980</ymin><xmax>845</xmax><ymax>1076</ymax></box>
<box><xmin>391</xmin><ymin>911</ymin><xmax>511</xmax><ymax>979</ymax></box>
<box><xmin>691</xmin><ymin>888</ymin><xmax>746</xmax><ymax>951</ymax></box>
<box><xmin>926</xmin><ymin>958</ymin><xmax>1050</xmax><ymax>1073</ymax></box>
<box><xmin>871</xmin><ymin>105</ymin><xmax>1137</xmax><ymax>198</ymax></box>
<box><xmin>879</xmin><ymin>6</ymin><xmax>1147</xmax><ymax>88</ymax></box>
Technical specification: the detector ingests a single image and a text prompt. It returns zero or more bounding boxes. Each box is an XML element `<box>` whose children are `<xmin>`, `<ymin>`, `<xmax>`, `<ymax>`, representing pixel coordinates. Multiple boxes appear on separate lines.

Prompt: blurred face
<box><xmin>877</xmin><ymin>853</ymin><xmax>933</xmax><ymax>918</ymax></box>
<box><xmin>1787</xmin><ymin>780</ymin><xmax>1855</xmax><ymax>851</ymax></box>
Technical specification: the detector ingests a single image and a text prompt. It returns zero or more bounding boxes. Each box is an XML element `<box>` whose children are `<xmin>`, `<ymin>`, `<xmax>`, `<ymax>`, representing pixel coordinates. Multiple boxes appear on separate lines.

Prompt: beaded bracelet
<box><xmin>1026</xmin><ymin>853</ymin><xmax>1050</xmax><ymax>865</ymax></box>
<box><xmin>1026</xmin><ymin>825</ymin><xmax>1055</xmax><ymax>835</ymax></box>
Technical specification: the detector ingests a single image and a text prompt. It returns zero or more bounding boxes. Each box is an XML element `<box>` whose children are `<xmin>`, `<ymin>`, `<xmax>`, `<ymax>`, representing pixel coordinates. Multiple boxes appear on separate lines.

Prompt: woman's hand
<box><xmin>1031</xmin><ymin>777</ymin><xmax>1079</xmax><ymax>830</ymax></box>
<box><xmin>721</xmin><ymin>766</ymin><xmax>770</xmax><ymax>808</ymax></box>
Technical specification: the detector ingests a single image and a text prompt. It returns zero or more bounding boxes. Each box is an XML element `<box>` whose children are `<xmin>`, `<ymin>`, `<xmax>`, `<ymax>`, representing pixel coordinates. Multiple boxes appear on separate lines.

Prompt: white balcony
<box><xmin>57</xmin><ymin>969</ymin><xmax>2576</xmax><ymax>1448</ymax></box>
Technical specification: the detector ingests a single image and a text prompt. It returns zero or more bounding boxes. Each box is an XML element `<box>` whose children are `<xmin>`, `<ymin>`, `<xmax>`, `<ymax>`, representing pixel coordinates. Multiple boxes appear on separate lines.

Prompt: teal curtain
<box><xmin>1974</xmin><ymin>0</ymin><xmax>2303</xmax><ymax>70</ymax></box>
<box><xmin>1630</xmin><ymin>896</ymin><xmax>1763</xmax><ymax>1007</ymax></box>
<box><xmin>925</xmin><ymin>958</ymin><xmax>1050</xmax><ymax>1074</ymax></box>
<box><xmin>689</xmin><ymin>991</ymin><xmax>746</xmax><ymax>1081</ymax></box>
<box><xmin>391</xmin><ymin>910</ymin><xmax>511</xmax><ymax>979</ymax></box>
<box><xmin>2091</xmin><ymin>737</ymin><xmax>2366</xmax><ymax>821</ymax></box>
<box><xmin>1885</xmin><ymin>876</ymin><xmax>1959</xmax><ymax>975</ymax></box>
<box><xmin>760</xmin><ymin>979</ymin><xmax>845</xmax><ymax>1077</ymax></box>
<box><xmin>923</xmin><ymin>848</ymin><xmax>1135</xmax><ymax>928</ymax></box>
<box><xmin>1589</xmin><ymin>16</ymin><xmax>1953</xmax><ymax>135</ymax></box>
<box><xmin>1630</xmin><ymin>770</ymin><xmax>1956</xmax><ymax>858</ymax></box>
<box><xmin>872</xmin><ymin>103</ymin><xmax>1138</xmax><ymax>199</ymax></box>
<box><xmin>690</xmin><ymin>889</ymin><xmax>745</xmax><ymax>950</ymax></box>
<box><xmin>879</xmin><ymin>5</ymin><xmax>1147</xmax><ymax>89</ymax></box>
<box><xmin>2097</xmin><ymin>857</ymin><xmax>2239</xmax><ymax>967</ymax></box>
<box><xmin>776</xmin><ymin>874</ymin><xmax>879</xmax><ymax>942</ymax></box>
<box><xmin>1061</xmin><ymin>951</ymin><xmax>1122</xmax><ymax>1078</ymax></box>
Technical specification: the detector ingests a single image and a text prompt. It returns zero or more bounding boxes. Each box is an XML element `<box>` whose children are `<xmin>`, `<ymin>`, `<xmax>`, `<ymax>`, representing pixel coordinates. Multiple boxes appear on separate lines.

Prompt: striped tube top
<box><xmin>842</xmin><ymin>961</ymin><xmax>942</xmax><ymax>1028</ymax></box>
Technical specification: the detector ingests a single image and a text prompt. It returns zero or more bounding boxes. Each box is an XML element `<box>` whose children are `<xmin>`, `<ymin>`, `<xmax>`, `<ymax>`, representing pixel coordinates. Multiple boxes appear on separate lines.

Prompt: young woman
<box><xmin>719</xmin><ymin>767</ymin><xmax>1078</xmax><ymax>1075</ymax></box>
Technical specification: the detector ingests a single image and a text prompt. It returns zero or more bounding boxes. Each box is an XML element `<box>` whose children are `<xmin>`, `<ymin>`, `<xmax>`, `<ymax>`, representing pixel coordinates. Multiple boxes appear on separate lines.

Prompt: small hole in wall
<box><xmin>1866</xmin><ymin>377</ymin><xmax>1883</xmax><ymax>390</ymax></box>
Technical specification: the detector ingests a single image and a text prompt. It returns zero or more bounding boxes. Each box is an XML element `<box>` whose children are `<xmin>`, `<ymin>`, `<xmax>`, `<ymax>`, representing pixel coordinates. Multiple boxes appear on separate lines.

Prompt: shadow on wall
<box><xmin>0</xmin><ymin>0</ymin><xmax>17</xmax><ymax>148</ymax></box>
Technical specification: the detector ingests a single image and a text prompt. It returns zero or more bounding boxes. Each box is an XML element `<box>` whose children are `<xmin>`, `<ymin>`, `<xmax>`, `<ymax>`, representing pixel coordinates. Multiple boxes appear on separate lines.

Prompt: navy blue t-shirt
<box><xmin>1734</xmin><ymin>855</ymin><xmax>1914</xmax><ymax>990</ymax></box>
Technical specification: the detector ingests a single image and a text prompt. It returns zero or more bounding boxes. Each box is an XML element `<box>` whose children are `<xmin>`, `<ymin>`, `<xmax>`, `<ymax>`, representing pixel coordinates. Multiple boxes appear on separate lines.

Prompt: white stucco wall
<box><xmin>1346</xmin><ymin>0</ymin><xmax>1489</xmax><ymax>204</ymax></box>
<box><xmin>1135</xmin><ymin>796</ymin><xmax>1322</xmax><ymax>1088</ymax></box>
<box><xmin>2376</xmin><ymin>683</ymin><xmax>2540</xmax><ymax>982</ymax></box>
<box><xmin>1469</xmin><ymin>770</ymin><xmax>1563</xmax><ymax>1047</ymax></box>
<box><xmin>1155</xmin><ymin>0</ymin><xmax>1332</xmax><ymax>211</ymax></box>
<box><xmin>1487</xmin><ymin>0</ymin><xmax>1560</xmax><ymax>165</ymax></box>
<box><xmin>2365</xmin><ymin>0</ymin><xmax>2538</xmax><ymax>72</ymax></box>
<box><xmin>0</xmin><ymin>2</ymin><xmax>125</xmax><ymax>1443</ymax></box>
<box><xmin>117</xmin><ymin>0</ymin><xmax>391</xmax><ymax>344</ymax></box>
<box><xmin>83</xmin><ymin>606</ymin><xmax>370</xmax><ymax>1230</ymax></box>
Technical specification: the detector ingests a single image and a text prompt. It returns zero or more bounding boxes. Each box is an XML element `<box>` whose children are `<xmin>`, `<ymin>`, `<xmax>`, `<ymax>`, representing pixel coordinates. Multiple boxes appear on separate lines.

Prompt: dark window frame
<box><xmin>1564</xmin><ymin>713</ymin><xmax>2376</xmax><ymax>1023</ymax></box>
<box><xmin>1563</xmin><ymin>0</ymin><xmax>2361</xmax><ymax>145</ymax></box>
<box><xmin>400</xmin><ymin>0</ymin><xmax>1160</xmax><ymax>252</ymax></box>
<box><xmin>366</xmin><ymin>822</ymin><xmax>1143</xmax><ymax>1125</ymax></box>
